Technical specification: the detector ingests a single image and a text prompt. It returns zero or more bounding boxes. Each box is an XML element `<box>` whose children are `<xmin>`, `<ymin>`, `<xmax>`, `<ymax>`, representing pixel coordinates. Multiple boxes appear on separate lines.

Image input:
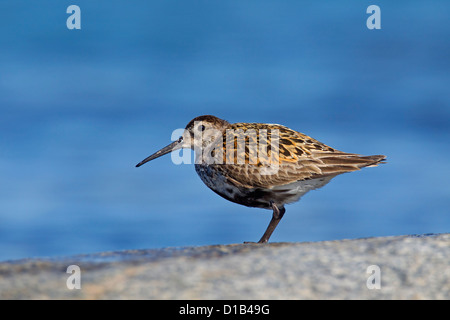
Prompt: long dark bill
<box><xmin>135</xmin><ymin>140</ymin><xmax>181</xmax><ymax>167</ymax></box>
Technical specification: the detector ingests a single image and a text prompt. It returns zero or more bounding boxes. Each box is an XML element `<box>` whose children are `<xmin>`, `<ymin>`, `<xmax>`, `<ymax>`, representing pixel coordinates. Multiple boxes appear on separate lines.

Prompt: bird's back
<box><xmin>194</xmin><ymin>122</ymin><xmax>385</xmax><ymax>208</ymax></box>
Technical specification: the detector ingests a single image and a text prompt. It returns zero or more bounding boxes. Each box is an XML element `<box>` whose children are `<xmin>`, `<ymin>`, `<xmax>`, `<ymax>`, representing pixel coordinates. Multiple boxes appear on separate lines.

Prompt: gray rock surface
<box><xmin>0</xmin><ymin>233</ymin><xmax>449</xmax><ymax>299</ymax></box>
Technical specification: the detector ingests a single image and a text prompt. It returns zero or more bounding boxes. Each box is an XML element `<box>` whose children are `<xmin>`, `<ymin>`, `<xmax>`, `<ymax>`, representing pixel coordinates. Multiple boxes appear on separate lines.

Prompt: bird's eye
<box><xmin>198</xmin><ymin>125</ymin><xmax>206</xmax><ymax>132</ymax></box>
<box><xmin>178</xmin><ymin>136</ymin><xmax>183</xmax><ymax>143</ymax></box>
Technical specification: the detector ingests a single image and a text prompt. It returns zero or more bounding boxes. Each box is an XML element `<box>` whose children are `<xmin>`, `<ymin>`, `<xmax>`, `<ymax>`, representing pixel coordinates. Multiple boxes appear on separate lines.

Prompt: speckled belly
<box><xmin>195</xmin><ymin>164</ymin><xmax>333</xmax><ymax>210</ymax></box>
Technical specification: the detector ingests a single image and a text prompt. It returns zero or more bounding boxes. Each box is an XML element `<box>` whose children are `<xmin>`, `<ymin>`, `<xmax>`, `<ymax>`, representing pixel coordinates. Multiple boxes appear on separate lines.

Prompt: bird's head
<box><xmin>135</xmin><ymin>115</ymin><xmax>229</xmax><ymax>167</ymax></box>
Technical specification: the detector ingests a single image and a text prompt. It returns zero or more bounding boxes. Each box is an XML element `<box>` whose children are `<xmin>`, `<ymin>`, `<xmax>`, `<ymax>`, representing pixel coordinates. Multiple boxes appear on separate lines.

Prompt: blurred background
<box><xmin>0</xmin><ymin>1</ymin><xmax>449</xmax><ymax>261</ymax></box>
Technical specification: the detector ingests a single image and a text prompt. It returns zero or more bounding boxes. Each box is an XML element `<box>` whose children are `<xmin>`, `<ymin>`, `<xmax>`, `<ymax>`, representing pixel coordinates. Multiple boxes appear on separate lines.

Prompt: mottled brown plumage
<box><xmin>136</xmin><ymin>115</ymin><xmax>386</xmax><ymax>243</ymax></box>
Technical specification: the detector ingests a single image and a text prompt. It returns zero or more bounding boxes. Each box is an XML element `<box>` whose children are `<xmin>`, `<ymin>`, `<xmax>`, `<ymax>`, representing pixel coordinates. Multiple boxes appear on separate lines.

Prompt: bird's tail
<box><xmin>358</xmin><ymin>155</ymin><xmax>387</xmax><ymax>168</ymax></box>
<box><xmin>315</xmin><ymin>153</ymin><xmax>387</xmax><ymax>176</ymax></box>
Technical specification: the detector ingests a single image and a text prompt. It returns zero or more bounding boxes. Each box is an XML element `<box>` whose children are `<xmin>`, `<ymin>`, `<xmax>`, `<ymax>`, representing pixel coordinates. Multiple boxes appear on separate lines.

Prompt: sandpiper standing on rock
<box><xmin>136</xmin><ymin>115</ymin><xmax>386</xmax><ymax>243</ymax></box>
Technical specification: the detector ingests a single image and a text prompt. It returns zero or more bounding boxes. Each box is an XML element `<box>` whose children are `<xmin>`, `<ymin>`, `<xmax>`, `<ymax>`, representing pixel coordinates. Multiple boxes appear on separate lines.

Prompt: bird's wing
<box><xmin>204</xmin><ymin>123</ymin><xmax>385</xmax><ymax>189</ymax></box>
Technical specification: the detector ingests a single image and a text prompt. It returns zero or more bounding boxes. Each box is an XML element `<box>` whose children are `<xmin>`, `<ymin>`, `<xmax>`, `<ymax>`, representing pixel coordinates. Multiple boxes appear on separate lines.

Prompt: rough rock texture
<box><xmin>0</xmin><ymin>233</ymin><xmax>449</xmax><ymax>299</ymax></box>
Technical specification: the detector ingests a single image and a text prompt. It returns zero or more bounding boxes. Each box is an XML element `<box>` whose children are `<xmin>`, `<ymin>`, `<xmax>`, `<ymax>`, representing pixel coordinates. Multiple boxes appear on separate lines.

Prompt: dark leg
<box><xmin>258</xmin><ymin>201</ymin><xmax>286</xmax><ymax>243</ymax></box>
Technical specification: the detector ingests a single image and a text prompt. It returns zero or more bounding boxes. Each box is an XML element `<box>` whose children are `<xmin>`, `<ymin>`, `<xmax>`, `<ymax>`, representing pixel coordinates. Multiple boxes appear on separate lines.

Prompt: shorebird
<box><xmin>136</xmin><ymin>115</ymin><xmax>385</xmax><ymax>243</ymax></box>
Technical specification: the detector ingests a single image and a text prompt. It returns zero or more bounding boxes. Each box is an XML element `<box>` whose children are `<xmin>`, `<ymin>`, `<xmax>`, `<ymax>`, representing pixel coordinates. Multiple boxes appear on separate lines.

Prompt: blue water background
<box><xmin>0</xmin><ymin>1</ymin><xmax>449</xmax><ymax>261</ymax></box>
